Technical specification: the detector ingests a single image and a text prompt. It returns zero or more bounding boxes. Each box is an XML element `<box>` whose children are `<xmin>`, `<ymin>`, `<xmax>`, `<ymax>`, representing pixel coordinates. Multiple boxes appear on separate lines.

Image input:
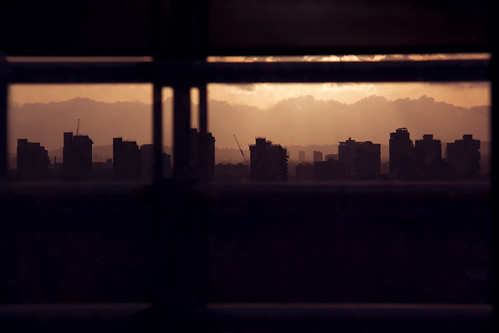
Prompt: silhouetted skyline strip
<box><xmin>14</xmin><ymin>128</ymin><xmax>486</xmax><ymax>182</ymax></box>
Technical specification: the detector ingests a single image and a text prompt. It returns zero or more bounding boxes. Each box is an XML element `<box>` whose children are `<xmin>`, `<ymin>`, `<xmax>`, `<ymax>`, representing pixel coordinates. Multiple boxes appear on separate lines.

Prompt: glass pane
<box><xmin>8</xmin><ymin>83</ymin><xmax>168</xmax><ymax>183</ymax></box>
<box><xmin>208</xmin><ymin>82</ymin><xmax>490</xmax><ymax>183</ymax></box>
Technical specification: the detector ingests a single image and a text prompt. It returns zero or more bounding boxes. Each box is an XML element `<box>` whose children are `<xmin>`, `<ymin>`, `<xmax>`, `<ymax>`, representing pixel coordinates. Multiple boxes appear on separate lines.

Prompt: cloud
<box><xmin>208</xmin><ymin>53</ymin><xmax>489</xmax><ymax>63</ymax></box>
<box><xmin>233</xmin><ymin>84</ymin><xmax>256</xmax><ymax>92</ymax></box>
<box><xmin>208</xmin><ymin>81</ymin><xmax>489</xmax><ymax>110</ymax></box>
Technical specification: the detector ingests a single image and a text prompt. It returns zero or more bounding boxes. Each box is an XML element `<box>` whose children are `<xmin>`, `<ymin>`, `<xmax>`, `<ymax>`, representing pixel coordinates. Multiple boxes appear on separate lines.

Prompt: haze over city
<box><xmin>9</xmin><ymin>82</ymin><xmax>490</xmax><ymax>160</ymax></box>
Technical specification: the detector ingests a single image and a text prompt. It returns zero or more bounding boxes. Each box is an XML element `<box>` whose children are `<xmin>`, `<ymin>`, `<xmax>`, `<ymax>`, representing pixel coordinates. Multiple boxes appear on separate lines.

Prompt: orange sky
<box><xmin>9</xmin><ymin>81</ymin><xmax>490</xmax><ymax>109</ymax></box>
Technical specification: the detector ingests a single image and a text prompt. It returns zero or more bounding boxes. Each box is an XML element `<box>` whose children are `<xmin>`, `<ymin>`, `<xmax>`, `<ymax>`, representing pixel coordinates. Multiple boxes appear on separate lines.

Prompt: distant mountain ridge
<box><xmin>210</xmin><ymin>95</ymin><xmax>489</xmax><ymax>149</ymax></box>
<box><xmin>10</xmin><ymin>95</ymin><xmax>490</xmax><ymax>154</ymax></box>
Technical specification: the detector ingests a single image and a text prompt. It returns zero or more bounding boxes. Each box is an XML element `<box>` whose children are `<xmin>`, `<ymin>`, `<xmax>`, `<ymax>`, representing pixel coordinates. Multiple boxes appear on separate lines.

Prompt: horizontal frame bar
<box><xmin>0</xmin><ymin>303</ymin><xmax>491</xmax><ymax>331</ymax></box>
<box><xmin>6</xmin><ymin>59</ymin><xmax>490</xmax><ymax>84</ymax></box>
<box><xmin>7</xmin><ymin>61</ymin><xmax>153</xmax><ymax>84</ymax></box>
<box><xmin>206</xmin><ymin>303</ymin><xmax>493</xmax><ymax>322</ymax></box>
<box><xmin>204</xmin><ymin>303</ymin><xmax>493</xmax><ymax>332</ymax></box>
<box><xmin>203</xmin><ymin>59</ymin><xmax>490</xmax><ymax>83</ymax></box>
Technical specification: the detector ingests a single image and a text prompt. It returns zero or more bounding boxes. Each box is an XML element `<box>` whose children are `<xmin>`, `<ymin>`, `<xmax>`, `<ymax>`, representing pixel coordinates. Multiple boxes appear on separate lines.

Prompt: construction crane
<box><xmin>76</xmin><ymin>119</ymin><xmax>80</xmax><ymax>135</ymax></box>
<box><xmin>233</xmin><ymin>134</ymin><xmax>247</xmax><ymax>164</ymax></box>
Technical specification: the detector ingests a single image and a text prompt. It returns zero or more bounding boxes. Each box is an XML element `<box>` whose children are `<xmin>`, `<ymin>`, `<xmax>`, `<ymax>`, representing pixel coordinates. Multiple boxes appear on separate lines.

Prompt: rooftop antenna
<box><xmin>76</xmin><ymin>119</ymin><xmax>80</xmax><ymax>135</ymax></box>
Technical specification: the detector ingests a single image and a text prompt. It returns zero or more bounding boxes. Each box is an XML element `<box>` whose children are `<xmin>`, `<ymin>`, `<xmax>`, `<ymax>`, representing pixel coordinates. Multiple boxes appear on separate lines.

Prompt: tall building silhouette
<box><xmin>414</xmin><ymin>134</ymin><xmax>443</xmax><ymax>180</ymax></box>
<box><xmin>113</xmin><ymin>138</ymin><xmax>141</xmax><ymax>181</ymax></box>
<box><xmin>203</xmin><ymin>132</ymin><xmax>216</xmax><ymax>181</ymax></box>
<box><xmin>338</xmin><ymin>138</ymin><xmax>380</xmax><ymax>180</ymax></box>
<box><xmin>190</xmin><ymin>129</ymin><xmax>216</xmax><ymax>182</ymax></box>
<box><xmin>389</xmin><ymin>127</ymin><xmax>415</xmax><ymax>180</ymax></box>
<box><xmin>63</xmin><ymin>132</ymin><xmax>93</xmax><ymax>181</ymax></box>
<box><xmin>249</xmin><ymin>138</ymin><xmax>288</xmax><ymax>181</ymax></box>
<box><xmin>447</xmin><ymin>134</ymin><xmax>480</xmax><ymax>180</ymax></box>
<box><xmin>16</xmin><ymin>139</ymin><xmax>49</xmax><ymax>181</ymax></box>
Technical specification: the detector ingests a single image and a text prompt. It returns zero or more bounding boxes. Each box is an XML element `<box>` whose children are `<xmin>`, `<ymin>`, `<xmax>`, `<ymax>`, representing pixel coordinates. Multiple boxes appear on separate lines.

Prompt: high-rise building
<box><xmin>356</xmin><ymin>141</ymin><xmax>381</xmax><ymax>180</ymax></box>
<box><xmin>313</xmin><ymin>151</ymin><xmax>323</xmax><ymax>162</ymax></box>
<box><xmin>113</xmin><ymin>138</ymin><xmax>141</xmax><ymax>181</ymax></box>
<box><xmin>389</xmin><ymin>128</ymin><xmax>416</xmax><ymax>180</ymax></box>
<box><xmin>249</xmin><ymin>138</ymin><xmax>288</xmax><ymax>181</ymax></box>
<box><xmin>63</xmin><ymin>132</ymin><xmax>93</xmax><ymax>180</ymax></box>
<box><xmin>190</xmin><ymin>129</ymin><xmax>216</xmax><ymax>182</ymax></box>
<box><xmin>16</xmin><ymin>139</ymin><xmax>49</xmax><ymax>181</ymax></box>
<box><xmin>200</xmin><ymin>131</ymin><xmax>216</xmax><ymax>182</ymax></box>
<box><xmin>447</xmin><ymin>134</ymin><xmax>480</xmax><ymax>180</ymax></box>
<box><xmin>338</xmin><ymin>138</ymin><xmax>356</xmax><ymax>180</ymax></box>
<box><xmin>414</xmin><ymin>134</ymin><xmax>443</xmax><ymax>180</ymax></box>
<box><xmin>338</xmin><ymin>138</ymin><xmax>380</xmax><ymax>180</ymax></box>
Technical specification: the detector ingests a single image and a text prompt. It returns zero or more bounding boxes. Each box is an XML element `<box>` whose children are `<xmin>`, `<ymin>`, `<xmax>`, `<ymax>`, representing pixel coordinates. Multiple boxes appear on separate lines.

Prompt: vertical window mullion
<box><xmin>0</xmin><ymin>56</ymin><xmax>8</xmax><ymax>182</ymax></box>
<box><xmin>153</xmin><ymin>79</ymin><xmax>163</xmax><ymax>184</ymax></box>
<box><xmin>173</xmin><ymin>84</ymin><xmax>192</xmax><ymax>182</ymax></box>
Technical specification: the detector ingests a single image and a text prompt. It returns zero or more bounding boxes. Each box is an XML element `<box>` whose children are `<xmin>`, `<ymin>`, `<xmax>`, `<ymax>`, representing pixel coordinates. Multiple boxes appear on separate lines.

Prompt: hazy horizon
<box><xmin>9</xmin><ymin>92</ymin><xmax>490</xmax><ymax>154</ymax></box>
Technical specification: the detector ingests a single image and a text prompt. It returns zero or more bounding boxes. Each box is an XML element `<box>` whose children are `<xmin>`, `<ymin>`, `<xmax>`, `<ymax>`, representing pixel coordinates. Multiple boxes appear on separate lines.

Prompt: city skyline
<box><xmin>13</xmin><ymin>127</ymin><xmax>486</xmax><ymax>182</ymax></box>
<box><xmin>10</xmin><ymin>129</ymin><xmax>491</xmax><ymax>163</ymax></box>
